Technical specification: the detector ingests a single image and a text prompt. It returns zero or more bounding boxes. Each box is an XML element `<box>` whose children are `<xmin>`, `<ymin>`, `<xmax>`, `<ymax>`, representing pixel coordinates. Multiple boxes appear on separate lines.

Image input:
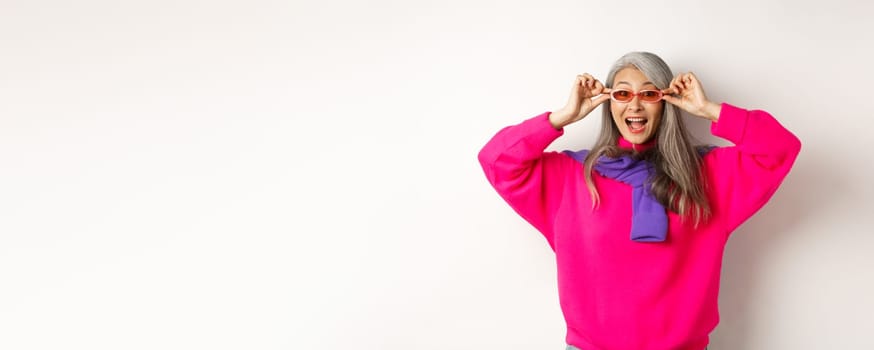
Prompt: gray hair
<box><xmin>582</xmin><ymin>51</ymin><xmax>711</xmax><ymax>226</ymax></box>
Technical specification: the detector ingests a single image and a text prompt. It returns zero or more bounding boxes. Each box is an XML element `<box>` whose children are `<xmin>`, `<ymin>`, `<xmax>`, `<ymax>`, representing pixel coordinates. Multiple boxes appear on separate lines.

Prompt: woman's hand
<box><xmin>550</xmin><ymin>73</ymin><xmax>611</xmax><ymax>129</ymax></box>
<box><xmin>661</xmin><ymin>72</ymin><xmax>721</xmax><ymax>121</ymax></box>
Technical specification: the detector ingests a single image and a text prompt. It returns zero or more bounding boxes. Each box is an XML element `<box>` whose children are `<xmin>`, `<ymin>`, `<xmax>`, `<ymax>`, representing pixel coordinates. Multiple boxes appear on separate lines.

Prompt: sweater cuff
<box><xmin>710</xmin><ymin>103</ymin><xmax>748</xmax><ymax>145</ymax></box>
<box><xmin>523</xmin><ymin>111</ymin><xmax>565</xmax><ymax>146</ymax></box>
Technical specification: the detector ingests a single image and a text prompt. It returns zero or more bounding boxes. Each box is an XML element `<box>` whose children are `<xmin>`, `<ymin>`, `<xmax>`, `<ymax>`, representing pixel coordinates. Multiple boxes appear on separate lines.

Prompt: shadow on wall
<box><xmin>686</xmin><ymin>110</ymin><xmax>835</xmax><ymax>348</ymax></box>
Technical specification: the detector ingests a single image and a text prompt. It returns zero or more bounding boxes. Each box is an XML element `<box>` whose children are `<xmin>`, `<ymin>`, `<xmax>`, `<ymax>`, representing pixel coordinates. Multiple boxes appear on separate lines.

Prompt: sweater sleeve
<box><xmin>477</xmin><ymin>111</ymin><xmax>574</xmax><ymax>250</ymax></box>
<box><xmin>702</xmin><ymin>103</ymin><xmax>802</xmax><ymax>235</ymax></box>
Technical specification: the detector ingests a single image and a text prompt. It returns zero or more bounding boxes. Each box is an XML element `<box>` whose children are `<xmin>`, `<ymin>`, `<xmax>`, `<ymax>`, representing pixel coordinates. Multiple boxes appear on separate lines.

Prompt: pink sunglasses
<box><xmin>610</xmin><ymin>89</ymin><xmax>665</xmax><ymax>103</ymax></box>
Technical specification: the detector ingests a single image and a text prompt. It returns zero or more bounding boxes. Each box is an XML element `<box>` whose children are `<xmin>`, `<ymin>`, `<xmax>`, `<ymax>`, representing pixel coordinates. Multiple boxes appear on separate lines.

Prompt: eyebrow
<box><xmin>616</xmin><ymin>81</ymin><xmax>657</xmax><ymax>87</ymax></box>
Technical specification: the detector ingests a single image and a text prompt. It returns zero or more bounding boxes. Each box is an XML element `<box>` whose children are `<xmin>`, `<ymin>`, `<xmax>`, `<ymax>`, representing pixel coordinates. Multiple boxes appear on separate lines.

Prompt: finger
<box><xmin>582</xmin><ymin>73</ymin><xmax>594</xmax><ymax>88</ymax></box>
<box><xmin>682</xmin><ymin>73</ymin><xmax>693</xmax><ymax>89</ymax></box>
<box><xmin>669</xmin><ymin>76</ymin><xmax>682</xmax><ymax>92</ymax></box>
<box><xmin>661</xmin><ymin>88</ymin><xmax>676</xmax><ymax>95</ymax></box>
<box><xmin>575</xmin><ymin>76</ymin><xmax>588</xmax><ymax>91</ymax></box>
<box><xmin>594</xmin><ymin>80</ymin><xmax>605</xmax><ymax>92</ymax></box>
<box><xmin>672</xmin><ymin>80</ymin><xmax>683</xmax><ymax>94</ymax></box>
<box><xmin>688</xmin><ymin>72</ymin><xmax>701</xmax><ymax>87</ymax></box>
<box><xmin>682</xmin><ymin>73</ymin><xmax>692</xmax><ymax>86</ymax></box>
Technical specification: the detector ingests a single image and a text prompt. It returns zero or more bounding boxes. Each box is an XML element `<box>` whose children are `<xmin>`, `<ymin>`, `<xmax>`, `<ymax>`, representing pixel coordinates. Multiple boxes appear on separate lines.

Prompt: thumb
<box><xmin>593</xmin><ymin>93</ymin><xmax>611</xmax><ymax>106</ymax></box>
<box><xmin>662</xmin><ymin>94</ymin><xmax>680</xmax><ymax>106</ymax></box>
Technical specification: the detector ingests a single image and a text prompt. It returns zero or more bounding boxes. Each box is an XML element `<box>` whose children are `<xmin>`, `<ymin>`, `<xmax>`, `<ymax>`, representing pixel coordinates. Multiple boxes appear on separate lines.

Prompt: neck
<box><xmin>618</xmin><ymin>136</ymin><xmax>657</xmax><ymax>152</ymax></box>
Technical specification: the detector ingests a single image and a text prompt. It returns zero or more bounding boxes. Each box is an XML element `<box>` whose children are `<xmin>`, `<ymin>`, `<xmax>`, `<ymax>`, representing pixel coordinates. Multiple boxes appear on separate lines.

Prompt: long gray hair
<box><xmin>583</xmin><ymin>51</ymin><xmax>711</xmax><ymax>227</ymax></box>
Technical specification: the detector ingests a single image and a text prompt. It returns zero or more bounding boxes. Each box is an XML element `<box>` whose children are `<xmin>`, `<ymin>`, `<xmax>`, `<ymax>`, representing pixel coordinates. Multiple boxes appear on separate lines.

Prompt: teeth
<box><xmin>625</xmin><ymin>117</ymin><xmax>646</xmax><ymax>122</ymax></box>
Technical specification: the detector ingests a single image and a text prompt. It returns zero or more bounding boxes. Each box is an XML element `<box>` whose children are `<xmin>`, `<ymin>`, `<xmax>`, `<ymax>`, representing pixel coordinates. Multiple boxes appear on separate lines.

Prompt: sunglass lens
<box><xmin>640</xmin><ymin>91</ymin><xmax>662</xmax><ymax>102</ymax></box>
<box><xmin>612</xmin><ymin>90</ymin><xmax>631</xmax><ymax>102</ymax></box>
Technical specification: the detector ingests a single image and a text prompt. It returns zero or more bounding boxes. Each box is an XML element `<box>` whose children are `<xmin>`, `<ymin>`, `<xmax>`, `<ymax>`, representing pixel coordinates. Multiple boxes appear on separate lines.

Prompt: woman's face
<box><xmin>610</xmin><ymin>67</ymin><xmax>664</xmax><ymax>144</ymax></box>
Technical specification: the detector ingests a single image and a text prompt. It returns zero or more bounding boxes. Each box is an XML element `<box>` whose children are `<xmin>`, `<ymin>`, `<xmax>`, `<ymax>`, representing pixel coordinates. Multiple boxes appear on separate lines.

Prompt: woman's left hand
<box><xmin>661</xmin><ymin>72</ymin><xmax>721</xmax><ymax>121</ymax></box>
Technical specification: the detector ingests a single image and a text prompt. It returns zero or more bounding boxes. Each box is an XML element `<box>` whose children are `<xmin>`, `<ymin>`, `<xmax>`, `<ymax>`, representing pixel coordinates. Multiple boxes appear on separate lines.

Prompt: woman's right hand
<box><xmin>550</xmin><ymin>73</ymin><xmax>611</xmax><ymax>129</ymax></box>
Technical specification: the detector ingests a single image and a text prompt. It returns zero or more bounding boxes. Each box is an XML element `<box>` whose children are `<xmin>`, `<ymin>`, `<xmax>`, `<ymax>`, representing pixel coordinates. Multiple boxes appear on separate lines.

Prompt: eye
<box><xmin>614</xmin><ymin>91</ymin><xmax>630</xmax><ymax>97</ymax></box>
<box><xmin>640</xmin><ymin>91</ymin><xmax>659</xmax><ymax>98</ymax></box>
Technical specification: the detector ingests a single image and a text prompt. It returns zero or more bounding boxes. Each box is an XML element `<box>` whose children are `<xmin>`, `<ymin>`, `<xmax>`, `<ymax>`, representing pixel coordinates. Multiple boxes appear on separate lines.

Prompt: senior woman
<box><xmin>477</xmin><ymin>51</ymin><xmax>801</xmax><ymax>350</ymax></box>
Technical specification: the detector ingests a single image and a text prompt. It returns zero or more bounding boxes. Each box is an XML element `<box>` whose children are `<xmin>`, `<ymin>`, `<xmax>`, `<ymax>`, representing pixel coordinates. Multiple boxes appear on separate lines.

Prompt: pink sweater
<box><xmin>477</xmin><ymin>103</ymin><xmax>801</xmax><ymax>350</ymax></box>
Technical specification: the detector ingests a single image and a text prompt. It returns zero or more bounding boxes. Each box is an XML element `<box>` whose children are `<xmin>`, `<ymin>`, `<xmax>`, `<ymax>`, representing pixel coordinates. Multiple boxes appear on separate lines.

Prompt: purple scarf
<box><xmin>563</xmin><ymin>140</ymin><xmax>715</xmax><ymax>243</ymax></box>
<box><xmin>563</xmin><ymin>149</ymin><xmax>667</xmax><ymax>242</ymax></box>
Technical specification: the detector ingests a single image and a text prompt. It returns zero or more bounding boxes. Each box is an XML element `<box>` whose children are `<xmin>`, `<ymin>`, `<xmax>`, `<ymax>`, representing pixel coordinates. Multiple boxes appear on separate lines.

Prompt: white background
<box><xmin>1</xmin><ymin>0</ymin><xmax>872</xmax><ymax>349</ymax></box>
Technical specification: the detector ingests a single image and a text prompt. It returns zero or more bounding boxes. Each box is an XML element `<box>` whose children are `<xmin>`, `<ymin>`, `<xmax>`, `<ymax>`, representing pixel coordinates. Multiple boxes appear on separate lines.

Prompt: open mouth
<box><xmin>625</xmin><ymin>117</ymin><xmax>648</xmax><ymax>133</ymax></box>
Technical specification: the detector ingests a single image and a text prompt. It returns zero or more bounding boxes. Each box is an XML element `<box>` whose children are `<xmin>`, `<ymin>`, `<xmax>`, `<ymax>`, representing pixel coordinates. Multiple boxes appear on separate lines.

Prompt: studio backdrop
<box><xmin>1</xmin><ymin>0</ymin><xmax>872</xmax><ymax>349</ymax></box>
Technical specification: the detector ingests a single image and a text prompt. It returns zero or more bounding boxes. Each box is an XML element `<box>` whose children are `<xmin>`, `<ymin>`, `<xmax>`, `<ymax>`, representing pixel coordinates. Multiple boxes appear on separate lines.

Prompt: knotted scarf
<box><xmin>563</xmin><ymin>147</ymin><xmax>666</xmax><ymax>242</ymax></box>
<box><xmin>562</xmin><ymin>137</ymin><xmax>714</xmax><ymax>243</ymax></box>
